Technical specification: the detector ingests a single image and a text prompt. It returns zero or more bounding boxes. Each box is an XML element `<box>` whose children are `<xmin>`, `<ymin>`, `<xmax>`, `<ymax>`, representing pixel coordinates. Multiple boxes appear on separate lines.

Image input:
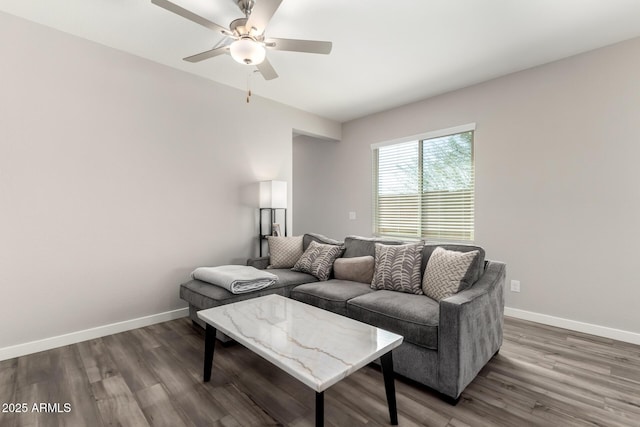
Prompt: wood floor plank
<box><xmin>553</xmin><ymin>361</ymin><xmax>640</xmax><ymax>406</ymax></box>
<box><xmin>213</xmin><ymin>342</ymin><xmax>310</xmax><ymax>423</ymax></box>
<box><xmin>130</xmin><ymin>327</ymin><xmax>163</xmax><ymax>352</ymax></box>
<box><xmin>135</xmin><ymin>383</ymin><xmax>191</xmax><ymax>427</ymax></box>
<box><xmin>173</xmin><ymin>387</ymin><xmax>230</xmax><ymax>426</ymax></box>
<box><xmin>146</xmin><ymin>323</ymin><xmax>230</xmax><ymax>388</ymax></box>
<box><xmin>91</xmin><ymin>375</ymin><xmax>150</xmax><ymax>427</ymax></box>
<box><xmin>604</xmin><ymin>396</ymin><xmax>640</xmax><ymax>425</ymax></box>
<box><xmin>206</xmin><ymin>383</ymin><xmax>278</xmax><ymax>426</ymax></box>
<box><xmin>486</xmin><ymin>369</ymin><xmax>635</xmax><ymax>427</ymax></box>
<box><xmin>0</xmin><ymin>358</ymin><xmax>18</xmax><ymax>427</ymax></box>
<box><xmin>102</xmin><ymin>331</ymin><xmax>160</xmax><ymax>393</ymax></box>
<box><xmin>347</xmin><ymin>365</ymin><xmax>451</xmax><ymax>426</ymax></box>
<box><xmin>143</xmin><ymin>345</ymin><xmax>206</xmax><ymax>396</ymax></box>
<box><xmin>76</xmin><ymin>338</ymin><xmax>119</xmax><ymax>384</ymax></box>
<box><xmin>469</xmin><ymin>371</ymin><xmax>538</xmax><ymax>414</ymax></box>
<box><xmin>323</xmin><ymin>392</ymin><xmax>374</xmax><ymax>427</ymax></box>
<box><xmin>486</xmin><ymin>354</ymin><xmax>607</xmax><ymax>408</ymax></box>
<box><xmin>447</xmin><ymin>418</ymin><xmax>472</xmax><ymax>427</ymax></box>
<box><xmin>56</xmin><ymin>344</ymin><xmax>105</xmax><ymax>427</ymax></box>
<box><xmin>210</xmin><ymin>414</ymin><xmax>244</xmax><ymax>427</ymax></box>
<box><xmin>14</xmin><ymin>381</ymin><xmax>58</xmax><ymax>427</ymax></box>
<box><xmin>15</xmin><ymin>350</ymin><xmax>51</xmax><ymax>388</ymax></box>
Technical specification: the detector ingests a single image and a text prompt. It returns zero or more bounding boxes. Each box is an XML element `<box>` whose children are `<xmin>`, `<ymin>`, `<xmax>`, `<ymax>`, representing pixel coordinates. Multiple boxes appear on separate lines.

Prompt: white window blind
<box><xmin>373</xmin><ymin>129</ymin><xmax>474</xmax><ymax>241</ymax></box>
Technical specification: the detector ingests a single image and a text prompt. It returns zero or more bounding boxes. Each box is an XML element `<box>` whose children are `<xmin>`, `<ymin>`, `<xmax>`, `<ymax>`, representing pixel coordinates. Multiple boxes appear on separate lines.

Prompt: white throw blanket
<box><xmin>191</xmin><ymin>265</ymin><xmax>277</xmax><ymax>294</ymax></box>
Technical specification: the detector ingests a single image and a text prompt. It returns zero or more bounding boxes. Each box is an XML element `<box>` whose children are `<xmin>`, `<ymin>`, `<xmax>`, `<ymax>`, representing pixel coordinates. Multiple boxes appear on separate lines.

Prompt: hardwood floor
<box><xmin>1</xmin><ymin>316</ymin><xmax>639</xmax><ymax>426</ymax></box>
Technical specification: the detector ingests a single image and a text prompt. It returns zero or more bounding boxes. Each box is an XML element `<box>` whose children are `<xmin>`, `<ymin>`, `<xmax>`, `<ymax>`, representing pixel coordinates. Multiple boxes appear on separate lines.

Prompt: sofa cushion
<box><xmin>292</xmin><ymin>241</ymin><xmax>344</xmax><ymax>280</ymax></box>
<box><xmin>333</xmin><ymin>256</ymin><xmax>375</xmax><ymax>284</ymax></box>
<box><xmin>343</xmin><ymin>235</ymin><xmax>406</xmax><ymax>258</ymax></box>
<box><xmin>423</xmin><ymin>247</ymin><xmax>480</xmax><ymax>301</ymax></box>
<box><xmin>180</xmin><ymin>269</ymin><xmax>317</xmax><ymax>309</ymax></box>
<box><xmin>421</xmin><ymin>244</ymin><xmax>485</xmax><ymax>286</ymax></box>
<box><xmin>290</xmin><ymin>280</ymin><xmax>375</xmax><ymax>316</ymax></box>
<box><xmin>347</xmin><ymin>290</ymin><xmax>439</xmax><ymax>350</ymax></box>
<box><xmin>371</xmin><ymin>243</ymin><xmax>424</xmax><ymax>294</ymax></box>
<box><xmin>269</xmin><ymin>269</ymin><xmax>319</xmax><ymax>287</ymax></box>
<box><xmin>303</xmin><ymin>233</ymin><xmax>343</xmax><ymax>251</ymax></box>
<box><xmin>267</xmin><ymin>236</ymin><xmax>304</xmax><ymax>268</ymax></box>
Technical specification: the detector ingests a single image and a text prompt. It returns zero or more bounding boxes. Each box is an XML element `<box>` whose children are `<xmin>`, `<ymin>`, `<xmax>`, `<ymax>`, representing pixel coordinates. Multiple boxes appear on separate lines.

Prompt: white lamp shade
<box><xmin>259</xmin><ymin>181</ymin><xmax>287</xmax><ymax>209</ymax></box>
<box><xmin>230</xmin><ymin>38</ymin><xmax>266</xmax><ymax>65</ymax></box>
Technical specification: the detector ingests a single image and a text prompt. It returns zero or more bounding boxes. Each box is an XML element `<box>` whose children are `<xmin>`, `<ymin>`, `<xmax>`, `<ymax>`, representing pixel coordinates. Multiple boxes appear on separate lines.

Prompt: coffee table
<box><xmin>197</xmin><ymin>294</ymin><xmax>403</xmax><ymax>426</ymax></box>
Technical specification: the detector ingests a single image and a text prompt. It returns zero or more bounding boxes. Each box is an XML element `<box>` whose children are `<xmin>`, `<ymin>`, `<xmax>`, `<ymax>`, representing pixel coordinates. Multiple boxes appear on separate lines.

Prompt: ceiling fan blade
<box><xmin>265</xmin><ymin>38</ymin><xmax>332</xmax><ymax>54</ymax></box>
<box><xmin>256</xmin><ymin>58</ymin><xmax>279</xmax><ymax>80</ymax></box>
<box><xmin>151</xmin><ymin>0</ymin><xmax>229</xmax><ymax>35</ymax></box>
<box><xmin>183</xmin><ymin>46</ymin><xmax>229</xmax><ymax>63</ymax></box>
<box><xmin>245</xmin><ymin>0</ymin><xmax>283</xmax><ymax>34</ymax></box>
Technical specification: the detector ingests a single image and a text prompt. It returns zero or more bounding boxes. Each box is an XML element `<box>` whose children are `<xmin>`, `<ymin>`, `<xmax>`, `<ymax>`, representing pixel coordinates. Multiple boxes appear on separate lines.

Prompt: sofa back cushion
<box><xmin>421</xmin><ymin>244</ymin><xmax>486</xmax><ymax>286</ymax></box>
<box><xmin>303</xmin><ymin>233</ymin><xmax>343</xmax><ymax>251</ymax></box>
<box><xmin>343</xmin><ymin>235</ymin><xmax>406</xmax><ymax>258</ymax></box>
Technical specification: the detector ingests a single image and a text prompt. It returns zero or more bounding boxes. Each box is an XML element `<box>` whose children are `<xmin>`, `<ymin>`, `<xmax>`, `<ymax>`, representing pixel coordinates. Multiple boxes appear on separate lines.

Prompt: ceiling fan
<box><xmin>151</xmin><ymin>0</ymin><xmax>332</xmax><ymax>80</ymax></box>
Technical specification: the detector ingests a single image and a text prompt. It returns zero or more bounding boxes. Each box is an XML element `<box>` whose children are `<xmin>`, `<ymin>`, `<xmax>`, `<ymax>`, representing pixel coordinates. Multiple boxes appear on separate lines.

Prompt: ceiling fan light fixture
<box><xmin>230</xmin><ymin>38</ymin><xmax>266</xmax><ymax>65</ymax></box>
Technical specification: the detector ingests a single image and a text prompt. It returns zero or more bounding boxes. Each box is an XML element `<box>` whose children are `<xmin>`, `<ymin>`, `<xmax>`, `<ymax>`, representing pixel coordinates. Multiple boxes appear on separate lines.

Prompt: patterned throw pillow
<box><xmin>267</xmin><ymin>236</ymin><xmax>304</xmax><ymax>268</ymax></box>
<box><xmin>422</xmin><ymin>247</ymin><xmax>480</xmax><ymax>301</ymax></box>
<box><xmin>371</xmin><ymin>243</ymin><xmax>424</xmax><ymax>294</ymax></box>
<box><xmin>292</xmin><ymin>241</ymin><xmax>344</xmax><ymax>280</ymax></box>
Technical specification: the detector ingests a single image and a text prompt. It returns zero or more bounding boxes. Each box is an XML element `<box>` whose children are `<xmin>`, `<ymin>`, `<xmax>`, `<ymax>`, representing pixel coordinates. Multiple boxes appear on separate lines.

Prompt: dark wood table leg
<box><xmin>204</xmin><ymin>324</ymin><xmax>216</xmax><ymax>382</ymax></box>
<box><xmin>315</xmin><ymin>391</ymin><xmax>324</xmax><ymax>427</ymax></box>
<box><xmin>380</xmin><ymin>351</ymin><xmax>398</xmax><ymax>425</ymax></box>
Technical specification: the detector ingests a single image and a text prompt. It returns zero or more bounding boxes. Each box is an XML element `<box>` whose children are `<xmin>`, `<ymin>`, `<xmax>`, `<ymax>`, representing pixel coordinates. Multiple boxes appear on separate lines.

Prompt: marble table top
<box><xmin>198</xmin><ymin>294</ymin><xmax>403</xmax><ymax>392</ymax></box>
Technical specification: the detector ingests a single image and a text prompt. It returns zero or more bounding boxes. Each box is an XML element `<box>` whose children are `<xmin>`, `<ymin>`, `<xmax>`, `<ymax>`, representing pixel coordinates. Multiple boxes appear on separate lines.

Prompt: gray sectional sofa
<box><xmin>180</xmin><ymin>233</ymin><xmax>506</xmax><ymax>403</ymax></box>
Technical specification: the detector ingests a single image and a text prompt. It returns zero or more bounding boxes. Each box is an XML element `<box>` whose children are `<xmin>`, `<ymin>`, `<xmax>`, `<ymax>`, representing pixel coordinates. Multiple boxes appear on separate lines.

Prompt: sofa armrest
<box><xmin>437</xmin><ymin>260</ymin><xmax>506</xmax><ymax>399</ymax></box>
<box><xmin>247</xmin><ymin>256</ymin><xmax>270</xmax><ymax>270</ymax></box>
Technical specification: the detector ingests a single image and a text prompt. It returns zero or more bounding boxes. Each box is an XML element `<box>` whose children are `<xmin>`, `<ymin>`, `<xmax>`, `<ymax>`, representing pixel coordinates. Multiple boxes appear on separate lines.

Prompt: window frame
<box><xmin>371</xmin><ymin>123</ymin><xmax>476</xmax><ymax>243</ymax></box>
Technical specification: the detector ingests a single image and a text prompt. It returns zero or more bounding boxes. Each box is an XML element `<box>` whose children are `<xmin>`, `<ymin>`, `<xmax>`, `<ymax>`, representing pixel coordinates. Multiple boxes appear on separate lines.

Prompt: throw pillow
<box><xmin>292</xmin><ymin>241</ymin><xmax>344</xmax><ymax>281</ymax></box>
<box><xmin>267</xmin><ymin>235</ymin><xmax>304</xmax><ymax>268</ymax></box>
<box><xmin>371</xmin><ymin>243</ymin><xmax>424</xmax><ymax>294</ymax></box>
<box><xmin>422</xmin><ymin>247</ymin><xmax>480</xmax><ymax>301</ymax></box>
<box><xmin>333</xmin><ymin>256</ymin><xmax>375</xmax><ymax>284</ymax></box>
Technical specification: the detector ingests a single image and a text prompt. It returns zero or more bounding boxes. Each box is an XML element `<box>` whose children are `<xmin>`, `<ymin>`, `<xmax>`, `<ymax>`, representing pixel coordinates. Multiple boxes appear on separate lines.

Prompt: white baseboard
<box><xmin>3</xmin><ymin>306</ymin><xmax>636</xmax><ymax>361</ymax></box>
<box><xmin>0</xmin><ymin>307</ymin><xmax>189</xmax><ymax>361</ymax></box>
<box><xmin>505</xmin><ymin>307</ymin><xmax>640</xmax><ymax>346</ymax></box>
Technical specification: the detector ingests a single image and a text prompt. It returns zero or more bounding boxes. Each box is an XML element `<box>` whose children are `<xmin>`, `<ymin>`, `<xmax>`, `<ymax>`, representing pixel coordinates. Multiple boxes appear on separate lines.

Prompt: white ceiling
<box><xmin>2</xmin><ymin>0</ymin><xmax>640</xmax><ymax>122</ymax></box>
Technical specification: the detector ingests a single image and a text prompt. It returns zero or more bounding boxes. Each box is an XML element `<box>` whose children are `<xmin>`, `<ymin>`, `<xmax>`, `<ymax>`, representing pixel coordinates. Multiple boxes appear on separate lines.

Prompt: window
<box><xmin>372</xmin><ymin>125</ymin><xmax>475</xmax><ymax>242</ymax></box>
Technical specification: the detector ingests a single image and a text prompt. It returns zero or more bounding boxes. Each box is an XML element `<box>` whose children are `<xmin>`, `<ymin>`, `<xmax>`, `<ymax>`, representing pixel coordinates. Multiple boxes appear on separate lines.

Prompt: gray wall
<box><xmin>0</xmin><ymin>11</ymin><xmax>339</xmax><ymax>349</ymax></box>
<box><xmin>292</xmin><ymin>135</ymin><xmax>341</xmax><ymax>236</ymax></box>
<box><xmin>294</xmin><ymin>37</ymin><xmax>640</xmax><ymax>335</ymax></box>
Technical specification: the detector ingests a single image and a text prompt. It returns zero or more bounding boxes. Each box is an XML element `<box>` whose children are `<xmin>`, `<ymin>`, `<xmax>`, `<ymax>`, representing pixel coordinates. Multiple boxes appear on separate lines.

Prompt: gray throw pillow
<box><xmin>333</xmin><ymin>256</ymin><xmax>375</xmax><ymax>284</ymax></box>
<box><xmin>371</xmin><ymin>243</ymin><xmax>424</xmax><ymax>294</ymax></box>
<box><xmin>422</xmin><ymin>247</ymin><xmax>480</xmax><ymax>301</ymax></box>
<box><xmin>267</xmin><ymin>235</ymin><xmax>304</xmax><ymax>268</ymax></box>
<box><xmin>292</xmin><ymin>241</ymin><xmax>344</xmax><ymax>280</ymax></box>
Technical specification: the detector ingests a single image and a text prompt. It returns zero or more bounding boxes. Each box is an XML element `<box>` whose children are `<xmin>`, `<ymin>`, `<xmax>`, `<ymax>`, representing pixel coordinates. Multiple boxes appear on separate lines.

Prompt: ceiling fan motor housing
<box><xmin>230</xmin><ymin>18</ymin><xmax>250</xmax><ymax>36</ymax></box>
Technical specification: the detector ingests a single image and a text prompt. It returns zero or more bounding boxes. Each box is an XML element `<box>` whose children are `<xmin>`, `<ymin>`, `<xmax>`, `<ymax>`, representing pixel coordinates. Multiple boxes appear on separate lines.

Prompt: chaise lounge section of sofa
<box><xmin>180</xmin><ymin>234</ymin><xmax>339</xmax><ymax>331</ymax></box>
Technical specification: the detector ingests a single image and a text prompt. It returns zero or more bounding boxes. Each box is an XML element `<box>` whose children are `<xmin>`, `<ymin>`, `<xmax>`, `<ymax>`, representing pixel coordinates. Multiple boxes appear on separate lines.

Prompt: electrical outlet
<box><xmin>348</xmin><ymin>211</ymin><xmax>357</xmax><ymax>220</ymax></box>
<box><xmin>510</xmin><ymin>280</ymin><xmax>521</xmax><ymax>293</ymax></box>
